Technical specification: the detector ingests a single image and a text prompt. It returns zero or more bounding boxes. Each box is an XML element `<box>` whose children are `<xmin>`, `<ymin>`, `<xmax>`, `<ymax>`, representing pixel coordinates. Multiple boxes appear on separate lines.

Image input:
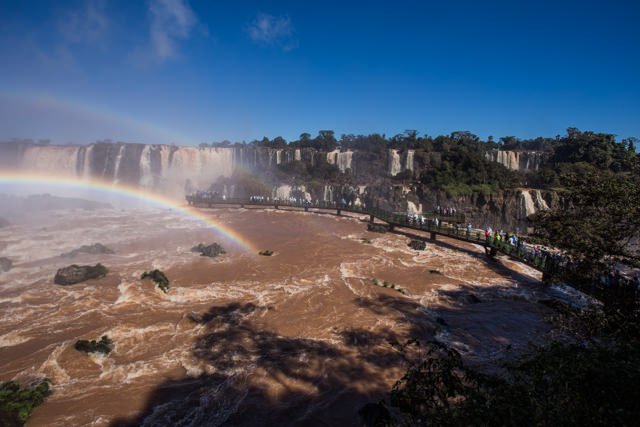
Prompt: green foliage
<box><xmin>531</xmin><ymin>163</ymin><xmax>640</xmax><ymax>273</ymax></box>
<box><xmin>420</xmin><ymin>147</ymin><xmax>521</xmax><ymax>194</ymax></box>
<box><xmin>141</xmin><ymin>269</ymin><xmax>170</xmax><ymax>293</ymax></box>
<box><xmin>367</xmin><ymin>223</ymin><xmax>387</xmax><ymax>234</ymax></box>
<box><xmin>0</xmin><ymin>379</ymin><xmax>51</xmax><ymax>425</ymax></box>
<box><xmin>74</xmin><ymin>335</ymin><xmax>113</xmax><ymax>355</ymax></box>
<box><xmin>361</xmin><ymin>238</ymin><xmax>372</xmax><ymax>244</ymax></box>
<box><xmin>258</xmin><ymin>250</ymin><xmax>274</xmax><ymax>256</ymax></box>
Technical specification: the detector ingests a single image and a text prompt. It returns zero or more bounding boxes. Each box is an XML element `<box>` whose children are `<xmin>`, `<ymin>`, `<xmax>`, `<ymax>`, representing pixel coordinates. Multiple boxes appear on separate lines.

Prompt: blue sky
<box><xmin>1</xmin><ymin>0</ymin><xmax>639</xmax><ymax>145</ymax></box>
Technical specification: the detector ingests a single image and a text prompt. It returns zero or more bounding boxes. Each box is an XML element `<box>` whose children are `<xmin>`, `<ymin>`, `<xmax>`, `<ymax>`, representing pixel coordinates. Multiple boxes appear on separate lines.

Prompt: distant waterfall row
<box><xmin>9</xmin><ymin>143</ymin><xmax>359</xmax><ymax>197</ymax></box>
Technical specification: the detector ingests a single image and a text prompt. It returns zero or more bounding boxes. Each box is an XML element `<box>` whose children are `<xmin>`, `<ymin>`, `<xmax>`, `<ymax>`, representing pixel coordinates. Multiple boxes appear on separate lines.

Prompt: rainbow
<box><xmin>0</xmin><ymin>172</ymin><xmax>258</xmax><ymax>254</ymax></box>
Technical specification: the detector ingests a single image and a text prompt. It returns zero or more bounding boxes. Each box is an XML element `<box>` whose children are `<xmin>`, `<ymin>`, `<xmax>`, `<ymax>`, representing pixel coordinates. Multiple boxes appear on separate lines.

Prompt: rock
<box><xmin>408</xmin><ymin>239</ymin><xmax>426</xmax><ymax>250</ymax></box>
<box><xmin>191</xmin><ymin>243</ymin><xmax>226</xmax><ymax>258</ymax></box>
<box><xmin>54</xmin><ymin>263</ymin><xmax>108</xmax><ymax>285</ymax></box>
<box><xmin>258</xmin><ymin>250</ymin><xmax>274</xmax><ymax>256</ymax></box>
<box><xmin>0</xmin><ymin>257</ymin><xmax>12</xmax><ymax>272</ymax></box>
<box><xmin>61</xmin><ymin>243</ymin><xmax>115</xmax><ymax>258</ymax></box>
<box><xmin>459</xmin><ymin>293</ymin><xmax>482</xmax><ymax>304</ymax></box>
<box><xmin>367</xmin><ymin>223</ymin><xmax>387</xmax><ymax>233</ymax></box>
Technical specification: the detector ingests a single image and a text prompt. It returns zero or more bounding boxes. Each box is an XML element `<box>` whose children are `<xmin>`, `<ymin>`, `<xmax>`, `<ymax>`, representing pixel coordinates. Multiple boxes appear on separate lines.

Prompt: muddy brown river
<box><xmin>0</xmin><ymin>206</ymin><xmax>569</xmax><ymax>426</ymax></box>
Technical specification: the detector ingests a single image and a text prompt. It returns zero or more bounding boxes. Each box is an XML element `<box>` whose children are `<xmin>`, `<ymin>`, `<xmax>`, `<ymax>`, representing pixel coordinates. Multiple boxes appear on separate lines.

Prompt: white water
<box><xmin>389</xmin><ymin>149</ymin><xmax>402</xmax><ymax>176</ymax></box>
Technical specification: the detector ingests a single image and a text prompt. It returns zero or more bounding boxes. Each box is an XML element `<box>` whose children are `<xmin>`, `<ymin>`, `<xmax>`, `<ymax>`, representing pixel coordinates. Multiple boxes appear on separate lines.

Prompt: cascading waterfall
<box><xmin>388</xmin><ymin>149</ymin><xmax>402</xmax><ymax>176</ymax></box>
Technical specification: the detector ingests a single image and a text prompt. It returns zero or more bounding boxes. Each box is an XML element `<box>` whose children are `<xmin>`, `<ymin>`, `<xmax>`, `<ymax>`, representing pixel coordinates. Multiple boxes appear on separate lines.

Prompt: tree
<box><xmin>531</xmin><ymin>162</ymin><xmax>640</xmax><ymax>274</ymax></box>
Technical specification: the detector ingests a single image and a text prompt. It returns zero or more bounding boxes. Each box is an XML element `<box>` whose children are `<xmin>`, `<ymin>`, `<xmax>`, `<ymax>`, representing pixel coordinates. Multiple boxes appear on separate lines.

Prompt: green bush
<box><xmin>141</xmin><ymin>270</ymin><xmax>170</xmax><ymax>293</ymax></box>
<box><xmin>0</xmin><ymin>379</ymin><xmax>51</xmax><ymax>425</ymax></box>
<box><xmin>74</xmin><ymin>336</ymin><xmax>113</xmax><ymax>355</ymax></box>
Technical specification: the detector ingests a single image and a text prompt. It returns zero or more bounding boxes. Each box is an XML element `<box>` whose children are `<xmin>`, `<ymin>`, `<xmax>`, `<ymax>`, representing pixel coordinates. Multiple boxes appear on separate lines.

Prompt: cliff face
<box><xmin>1</xmin><ymin>141</ymin><xmax>553</xmax><ymax>231</ymax></box>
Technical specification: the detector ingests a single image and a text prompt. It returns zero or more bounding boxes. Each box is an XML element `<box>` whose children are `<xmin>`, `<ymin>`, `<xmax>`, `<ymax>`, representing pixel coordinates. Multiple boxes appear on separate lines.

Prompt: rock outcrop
<box><xmin>191</xmin><ymin>243</ymin><xmax>226</xmax><ymax>258</ymax></box>
<box><xmin>54</xmin><ymin>263</ymin><xmax>108</xmax><ymax>285</ymax></box>
<box><xmin>61</xmin><ymin>243</ymin><xmax>115</xmax><ymax>258</ymax></box>
<box><xmin>0</xmin><ymin>257</ymin><xmax>12</xmax><ymax>272</ymax></box>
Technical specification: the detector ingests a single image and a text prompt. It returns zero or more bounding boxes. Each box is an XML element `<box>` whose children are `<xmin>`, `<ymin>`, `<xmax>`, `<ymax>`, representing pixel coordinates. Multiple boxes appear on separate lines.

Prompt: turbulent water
<box><xmin>0</xmin><ymin>206</ymin><xmax>564</xmax><ymax>426</ymax></box>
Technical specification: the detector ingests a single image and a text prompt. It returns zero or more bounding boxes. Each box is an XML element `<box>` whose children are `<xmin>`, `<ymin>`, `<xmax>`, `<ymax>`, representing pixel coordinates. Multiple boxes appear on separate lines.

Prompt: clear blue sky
<box><xmin>1</xmin><ymin>0</ymin><xmax>639</xmax><ymax>145</ymax></box>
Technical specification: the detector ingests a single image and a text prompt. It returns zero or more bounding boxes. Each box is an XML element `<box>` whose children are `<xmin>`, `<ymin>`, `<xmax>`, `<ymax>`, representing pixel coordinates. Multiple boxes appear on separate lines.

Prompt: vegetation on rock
<box><xmin>53</xmin><ymin>263</ymin><xmax>108</xmax><ymax>285</ymax></box>
<box><xmin>191</xmin><ymin>243</ymin><xmax>226</xmax><ymax>258</ymax></box>
<box><xmin>74</xmin><ymin>335</ymin><xmax>113</xmax><ymax>355</ymax></box>
<box><xmin>0</xmin><ymin>379</ymin><xmax>51</xmax><ymax>426</ymax></box>
<box><xmin>141</xmin><ymin>269</ymin><xmax>170</xmax><ymax>293</ymax></box>
<box><xmin>367</xmin><ymin>223</ymin><xmax>387</xmax><ymax>234</ymax></box>
<box><xmin>258</xmin><ymin>250</ymin><xmax>274</xmax><ymax>256</ymax></box>
<box><xmin>408</xmin><ymin>239</ymin><xmax>426</xmax><ymax>250</ymax></box>
<box><xmin>429</xmin><ymin>269</ymin><xmax>443</xmax><ymax>275</ymax></box>
<box><xmin>361</xmin><ymin>238</ymin><xmax>372</xmax><ymax>244</ymax></box>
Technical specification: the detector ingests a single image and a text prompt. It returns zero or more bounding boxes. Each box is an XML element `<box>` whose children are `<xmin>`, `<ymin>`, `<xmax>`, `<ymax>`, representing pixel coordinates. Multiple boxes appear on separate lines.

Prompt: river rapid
<box><xmin>0</xmin><ymin>206</ymin><xmax>558</xmax><ymax>426</ymax></box>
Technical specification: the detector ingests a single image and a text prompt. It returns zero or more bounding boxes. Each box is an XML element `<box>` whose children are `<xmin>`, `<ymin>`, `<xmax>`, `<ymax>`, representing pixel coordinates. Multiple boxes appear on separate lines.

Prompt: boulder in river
<box><xmin>61</xmin><ymin>243</ymin><xmax>114</xmax><ymax>258</ymax></box>
<box><xmin>191</xmin><ymin>242</ymin><xmax>226</xmax><ymax>258</ymax></box>
<box><xmin>54</xmin><ymin>263</ymin><xmax>108</xmax><ymax>285</ymax></box>
<box><xmin>0</xmin><ymin>257</ymin><xmax>12</xmax><ymax>272</ymax></box>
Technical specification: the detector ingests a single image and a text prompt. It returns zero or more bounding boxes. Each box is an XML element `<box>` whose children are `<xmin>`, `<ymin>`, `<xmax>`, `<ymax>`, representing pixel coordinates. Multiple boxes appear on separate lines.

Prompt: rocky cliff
<box><xmin>1</xmin><ymin>141</ymin><xmax>553</xmax><ymax>231</ymax></box>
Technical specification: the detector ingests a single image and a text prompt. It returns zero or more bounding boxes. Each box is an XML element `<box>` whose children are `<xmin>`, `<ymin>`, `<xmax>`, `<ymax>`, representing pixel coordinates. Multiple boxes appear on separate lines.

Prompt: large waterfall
<box><xmin>15</xmin><ymin>143</ymin><xmax>235</xmax><ymax>198</ymax></box>
<box><xmin>485</xmin><ymin>150</ymin><xmax>545</xmax><ymax>172</ymax></box>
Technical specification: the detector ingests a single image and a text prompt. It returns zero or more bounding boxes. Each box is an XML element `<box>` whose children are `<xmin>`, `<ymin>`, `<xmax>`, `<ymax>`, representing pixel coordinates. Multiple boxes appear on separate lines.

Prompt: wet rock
<box><xmin>191</xmin><ymin>242</ymin><xmax>226</xmax><ymax>258</ymax></box>
<box><xmin>54</xmin><ymin>263</ymin><xmax>108</xmax><ymax>285</ymax></box>
<box><xmin>367</xmin><ymin>223</ymin><xmax>387</xmax><ymax>233</ymax></box>
<box><xmin>61</xmin><ymin>243</ymin><xmax>115</xmax><ymax>258</ymax></box>
<box><xmin>187</xmin><ymin>312</ymin><xmax>204</xmax><ymax>324</ymax></box>
<box><xmin>0</xmin><ymin>257</ymin><xmax>11</xmax><ymax>272</ymax></box>
<box><xmin>408</xmin><ymin>239</ymin><xmax>426</xmax><ymax>250</ymax></box>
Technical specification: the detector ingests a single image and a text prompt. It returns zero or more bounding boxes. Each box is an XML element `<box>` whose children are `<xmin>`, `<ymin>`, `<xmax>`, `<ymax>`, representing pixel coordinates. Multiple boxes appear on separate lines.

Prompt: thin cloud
<box><xmin>247</xmin><ymin>13</ymin><xmax>297</xmax><ymax>50</ymax></box>
<box><xmin>148</xmin><ymin>0</ymin><xmax>200</xmax><ymax>60</ymax></box>
<box><xmin>58</xmin><ymin>0</ymin><xmax>110</xmax><ymax>45</ymax></box>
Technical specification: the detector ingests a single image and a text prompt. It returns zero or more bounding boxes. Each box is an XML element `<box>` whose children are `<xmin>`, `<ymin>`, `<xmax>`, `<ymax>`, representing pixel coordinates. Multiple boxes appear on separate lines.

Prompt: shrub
<box><xmin>141</xmin><ymin>270</ymin><xmax>170</xmax><ymax>293</ymax></box>
<box><xmin>0</xmin><ymin>379</ymin><xmax>52</xmax><ymax>425</ymax></box>
<box><xmin>258</xmin><ymin>250</ymin><xmax>274</xmax><ymax>256</ymax></box>
<box><xmin>74</xmin><ymin>336</ymin><xmax>113</xmax><ymax>355</ymax></box>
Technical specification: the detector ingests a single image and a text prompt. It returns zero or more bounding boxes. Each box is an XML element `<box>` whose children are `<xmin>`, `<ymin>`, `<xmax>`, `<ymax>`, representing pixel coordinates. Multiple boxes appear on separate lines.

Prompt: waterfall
<box><xmin>406</xmin><ymin>150</ymin><xmax>414</xmax><ymax>172</ymax></box>
<box><xmin>20</xmin><ymin>145</ymin><xmax>82</xmax><ymax>178</ymax></box>
<box><xmin>533</xmin><ymin>190</ymin><xmax>549</xmax><ymax>210</ymax></box>
<box><xmin>295</xmin><ymin>149</ymin><xmax>301</xmax><ymax>161</ymax></box>
<box><xmin>323</xmin><ymin>185</ymin><xmax>333</xmax><ymax>202</ymax></box>
<box><xmin>388</xmin><ymin>149</ymin><xmax>402</xmax><ymax>176</ymax></box>
<box><xmin>521</xmin><ymin>190</ymin><xmax>536</xmax><ymax>217</ymax></box>
<box><xmin>326</xmin><ymin>150</ymin><xmax>352</xmax><ymax>173</ymax></box>
<box><xmin>112</xmin><ymin>144</ymin><xmax>126</xmax><ymax>184</ymax></box>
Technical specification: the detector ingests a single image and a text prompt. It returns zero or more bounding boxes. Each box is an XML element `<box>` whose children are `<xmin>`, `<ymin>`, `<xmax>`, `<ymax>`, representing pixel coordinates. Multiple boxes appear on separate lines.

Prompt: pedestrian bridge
<box><xmin>185</xmin><ymin>194</ymin><xmax>564</xmax><ymax>279</ymax></box>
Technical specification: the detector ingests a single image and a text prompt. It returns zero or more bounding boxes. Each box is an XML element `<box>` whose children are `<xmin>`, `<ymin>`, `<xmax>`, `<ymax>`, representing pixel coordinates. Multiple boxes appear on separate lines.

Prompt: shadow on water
<box><xmin>110</xmin><ymin>300</ymin><xmax>420</xmax><ymax>426</ymax></box>
<box><xmin>110</xmin><ymin>280</ymin><xmax>551</xmax><ymax>426</ymax></box>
